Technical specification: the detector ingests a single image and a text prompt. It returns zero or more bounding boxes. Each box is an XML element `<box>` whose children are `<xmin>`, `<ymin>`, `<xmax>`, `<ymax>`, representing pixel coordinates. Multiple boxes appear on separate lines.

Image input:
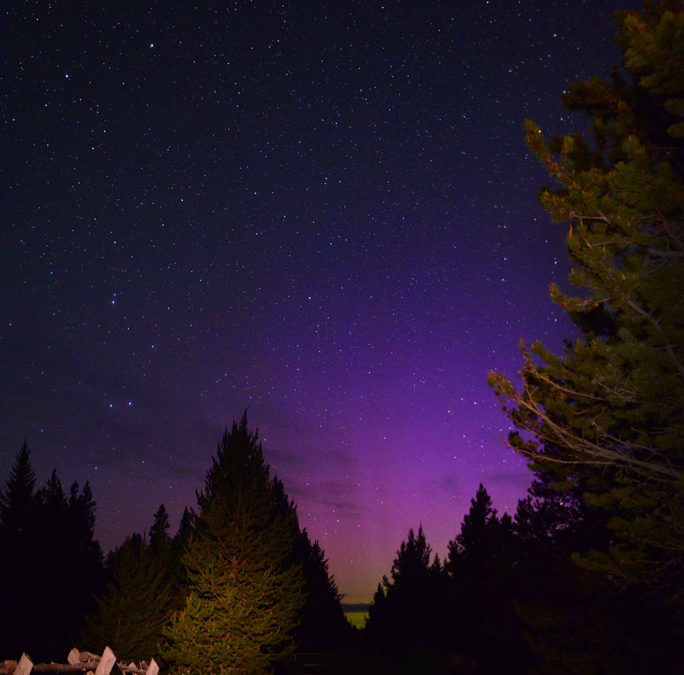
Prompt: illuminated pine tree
<box><xmin>164</xmin><ymin>414</ymin><xmax>305</xmax><ymax>674</ymax></box>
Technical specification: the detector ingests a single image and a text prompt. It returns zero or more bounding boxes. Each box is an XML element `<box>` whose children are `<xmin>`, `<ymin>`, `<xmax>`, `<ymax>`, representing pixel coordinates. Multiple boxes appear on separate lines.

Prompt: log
<box><xmin>1</xmin><ymin>660</ymin><xmax>101</xmax><ymax>674</ymax></box>
<box><xmin>32</xmin><ymin>665</ymin><xmax>98</xmax><ymax>672</ymax></box>
<box><xmin>0</xmin><ymin>647</ymin><xmax>160</xmax><ymax>675</ymax></box>
<box><xmin>2</xmin><ymin>661</ymin><xmax>102</xmax><ymax>674</ymax></box>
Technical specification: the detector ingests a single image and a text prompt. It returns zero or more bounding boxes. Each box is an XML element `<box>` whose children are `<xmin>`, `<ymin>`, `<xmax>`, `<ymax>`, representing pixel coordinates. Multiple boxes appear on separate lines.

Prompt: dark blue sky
<box><xmin>2</xmin><ymin>0</ymin><xmax>628</xmax><ymax>602</ymax></box>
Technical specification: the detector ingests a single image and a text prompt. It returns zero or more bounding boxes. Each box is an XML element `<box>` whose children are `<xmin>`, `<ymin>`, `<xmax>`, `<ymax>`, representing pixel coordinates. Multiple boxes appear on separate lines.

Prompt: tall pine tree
<box><xmin>445</xmin><ymin>485</ymin><xmax>524</xmax><ymax>673</ymax></box>
<box><xmin>0</xmin><ymin>442</ymin><xmax>36</xmax><ymax>539</ymax></box>
<box><xmin>365</xmin><ymin>526</ymin><xmax>448</xmax><ymax>672</ymax></box>
<box><xmin>164</xmin><ymin>413</ymin><xmax>305</xmax><ymax>674</ymax></box>
<box><xmin>488</xmin><ymin>1</ymin><xmax>684</xmax><ymax>613</ymax></box>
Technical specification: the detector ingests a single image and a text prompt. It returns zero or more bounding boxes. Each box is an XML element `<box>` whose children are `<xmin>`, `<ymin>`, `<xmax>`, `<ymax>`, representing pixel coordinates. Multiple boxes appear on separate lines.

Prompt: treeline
<box><xmin>362</xmin><ymin>478</ymin><xmax>681</xmax><ymax>673</ymax></box>
<box><xmin>3</xmin><ymin>428</ymin><xmax>679</xmax><ymax>674</ymax></box>
<box><xmin>0</xmin><ymin>444</ymin><xmax>103</xmax><ymax>662</ymax></box>
<box><xmin>0</xmin><ymin>417</ymin><xmax>353</xmax><ymax>673</ymax></box>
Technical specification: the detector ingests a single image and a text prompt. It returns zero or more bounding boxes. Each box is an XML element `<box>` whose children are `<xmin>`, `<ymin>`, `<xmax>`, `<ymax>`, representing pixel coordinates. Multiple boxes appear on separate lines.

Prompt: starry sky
<box><xmin>3</xmin><ymin>0</ymin><xmax>628</xmax><ymax>603</ymax></box>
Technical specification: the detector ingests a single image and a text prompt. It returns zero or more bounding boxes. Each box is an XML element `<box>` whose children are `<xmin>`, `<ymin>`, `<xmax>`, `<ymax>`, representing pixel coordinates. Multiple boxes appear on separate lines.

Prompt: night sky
<box><xmin>3</xmin><ymin>0</ymin><xmax>627</xmax><ymax>603</ymax></box>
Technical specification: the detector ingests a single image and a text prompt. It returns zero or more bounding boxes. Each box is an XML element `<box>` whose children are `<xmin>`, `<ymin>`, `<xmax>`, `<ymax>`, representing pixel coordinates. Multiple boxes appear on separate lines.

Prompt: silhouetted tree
<box><xmin>447</xmin><ymin>485</ymin><xmax>501</xmax><ymax>576</ymax></box>
<box><xmin>164</xmin><ymin>506</ymin><xmax>193</xmax><ymax>614</ymax></box>
<box><xmin>164</xmin><ymin>413</ymin><xmax>305</xmax><ymax>674</ymax></box>
<box><xmin>365</xmin><ymin>526</ymin><xmax>447</xmax><ymax>672</ymax></box>
<box><xmin>0</xmin><ymin>442</ymin><xmax>36</xmax><ymax>537</ymax></box>
<box><xmin>263</xmin><ymin>474</ymin><xmax>351</xmax><ymax>652</ymax></box>
<box><xmin>149</xmin><ymin>503</ymin><xmax>170</xmax><ymax>552</ymax></box>
<box><xmin>514</xmin><ymin>469</ymin><xmax>602</xmax><ymax>564</ymax></box>
<box><xmin>0</xmin><ymin>445</ymin><xmax>103</xmax><ymax>661</ymax></box>
<box><xmin>512</xmin><ymin>466</ymin><xmax>680</xmax><ymax>674</ymax></box>
<box><xmin>446</xmin><ymin>485</ymin><xmax>526</xmax><ymax>673</ymax></box>
<box><xmin>0</xmin><ymin>443</ymin><xmax>38</xmax><ymax>657</ymax></box>
<box><xmin>80</xmin><ymin>528</ymin><xmax>172</xmax><ymax>663</ymax></box>
<box><xmin>294</xmin><ymin>529</ymin><xmax>353</xmax><ymax>652</ymax></box>
<box><xmin>175</xmin><ymin>506</ymin><xmax>193</xmax><ymax>544</ymax></box>
<box><xmin>40</xmin><ymin>476</ymin><xmax>103</xmax><ymax>659</ymax></box>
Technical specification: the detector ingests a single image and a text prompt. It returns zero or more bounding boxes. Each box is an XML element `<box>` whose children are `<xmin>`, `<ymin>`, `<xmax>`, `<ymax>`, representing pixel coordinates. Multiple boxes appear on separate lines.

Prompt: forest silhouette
<box><xmin>1</xmin><ymin>433</ymin><xmax>680</xmax><ymax>673</ymax></box>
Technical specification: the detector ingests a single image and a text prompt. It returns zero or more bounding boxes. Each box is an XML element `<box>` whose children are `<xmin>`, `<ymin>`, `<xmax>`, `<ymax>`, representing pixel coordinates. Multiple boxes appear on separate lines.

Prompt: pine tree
<box><xmin>34</xmin><ymin>470</ymin><xmax>73</xmax><ymax>657</ymax></box>
<box><xmin>149</xmin><ymin>503</ymin><xmax>171</xmax><ymax>552</ymax></box>
<box><xmin>81</xmin><ymin>532</ymin><xmax>171</xmax><ymax>662</ymax></box>
<box><xmin>34</xmin><ymin>474</ymin><xmax>104</xmax><ymax>660</ymax></box>
<box><xmin>488</xmin><ymin>1</ymin><xmax>684</xmax><ymax>610</ymax></box>
<box><xmin>0</xmin><ymin>447</ymin><xmax>103</xmax><ymax>661</ymax></box>
<box><xmin>512</xmin><ymin>461</ymin><xmax>682</xmax><ymax>673</ymax></box>
<box><xmin>445</xmin><ymin>485</ymin><xmax>524</xmax><ymax>672</ymax></box>
<box><xmin>364</xmin><ymin>584</ymin><xmax>389</xmax><ymax>647</ymax></box>
<box><xmin>266</xmin><ymin>475</ymin><xmax>350</xmax><ymax>651</ymax></box>
<box><xmin>446</xmin><ymin>484</ymin><xmax>518</xmax><ymax>600</ymax></box>
<box><xmin>447</xmin><ymin>485</ymin><xmax>501</xmax><ymax>577</ymax></box>
<box><xmin>0</xmin><ymin>443</ymin><xmax>39</xmax><ymax>658</ymax></box>
<box><xmin>166</xmin><ymin>506</ymin><xmax>193</xmax><ymax>613</ymax></box>
<box><xmin>81</xmin><ymin>503</ymin><xmax>180</xmax><ymax>663</ymax></box>
<box><xmin>513</xmin><ymin>468</ymin><xmax>602</xmax><ymax>563</ymax></box>
<box><xmin>164</xmin><ymin>414</ymin><xmax>305</xmax><ymax>674</ymax></box>
<box><xmin>294</xmin><ymin>529</ymin><xmax>352</xmax><ymax>652</ymax></box>
<box><xmin>365</xmin><ymin>525</ymin><xmax>447</xmax><ymax>666</ymax></box>
<box><xmin>0</xmin><ymin>442</ymin><xmax>36</xmax><ymax>534</ymax></box>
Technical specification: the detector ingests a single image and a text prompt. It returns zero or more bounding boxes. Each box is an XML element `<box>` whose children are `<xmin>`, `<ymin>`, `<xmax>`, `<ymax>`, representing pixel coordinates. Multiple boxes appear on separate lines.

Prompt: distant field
<box><xmin>344</xmin><ymin>610</ymin><xmax>369</xmax><ymax>629</ymax></box>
